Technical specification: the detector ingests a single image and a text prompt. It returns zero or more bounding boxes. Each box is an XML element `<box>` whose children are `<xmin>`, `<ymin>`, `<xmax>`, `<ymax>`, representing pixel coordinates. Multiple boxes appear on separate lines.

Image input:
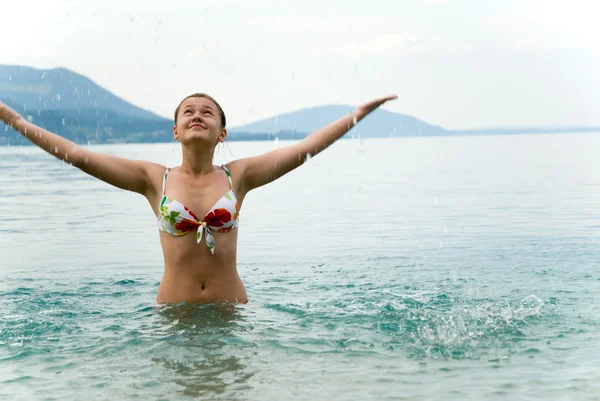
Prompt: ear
<box><xmin>218</xmin><ymin>128</ymin><xmax>227</xmax><ymax>143</ymax></box>
<box><xmin>173</xmin><ymin>125</ymin><xmax>179</xmax><ymax>140</ymax></box>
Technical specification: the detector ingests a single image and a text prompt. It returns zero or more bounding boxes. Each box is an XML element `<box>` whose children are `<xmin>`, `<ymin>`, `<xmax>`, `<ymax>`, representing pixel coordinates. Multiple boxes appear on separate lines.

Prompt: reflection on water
<box><xmin>151</xmin><ymin>303</ymin><xmax>254</xmax><ymax>398</ymax></box>
<box><xmin>156</xmin><ymin>302</ymin><xmax>246</xmax><ymax>326</ymax></box>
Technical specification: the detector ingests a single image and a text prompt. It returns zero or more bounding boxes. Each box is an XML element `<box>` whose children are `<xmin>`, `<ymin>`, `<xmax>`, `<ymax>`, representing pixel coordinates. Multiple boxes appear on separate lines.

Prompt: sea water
<box><xmin>1</xmin><ymin>134</ymin><xmax>599</xmax><ymax>400</ymax></box>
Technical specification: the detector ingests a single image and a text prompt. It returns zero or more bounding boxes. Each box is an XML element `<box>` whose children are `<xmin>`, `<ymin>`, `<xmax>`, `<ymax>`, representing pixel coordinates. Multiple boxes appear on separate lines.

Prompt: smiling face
<box><xmin>173</xmin><ymin>94</ymin><xmax>227</xmax><ymax>146</ymax></box>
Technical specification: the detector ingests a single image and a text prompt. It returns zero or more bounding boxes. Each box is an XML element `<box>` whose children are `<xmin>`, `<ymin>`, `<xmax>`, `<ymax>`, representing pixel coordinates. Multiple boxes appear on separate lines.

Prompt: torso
<box><xmin>146</xmin><ymin>161</ymin><xmax>248</xmax><ymax>304</ymax></box>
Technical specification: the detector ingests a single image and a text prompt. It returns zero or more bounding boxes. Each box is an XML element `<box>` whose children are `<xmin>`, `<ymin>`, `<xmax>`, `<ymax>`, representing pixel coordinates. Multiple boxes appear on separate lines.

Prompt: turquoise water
<box><xmin>1</xmin><ymin>134</ymin><xmax>600</xmax><ymax>400</ymax></box>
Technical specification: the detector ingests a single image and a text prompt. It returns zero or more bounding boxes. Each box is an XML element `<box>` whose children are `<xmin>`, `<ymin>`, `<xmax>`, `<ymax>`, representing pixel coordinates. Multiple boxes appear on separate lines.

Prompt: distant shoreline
<box><xmin>1</xmin><ymin>128</ymin><xmax>599</xmax><ymax>147</ymax></box>
<box><xmin>3</xmin><ymin>64</ymin><xmax>600</xmax><ymax>147</ymax></box>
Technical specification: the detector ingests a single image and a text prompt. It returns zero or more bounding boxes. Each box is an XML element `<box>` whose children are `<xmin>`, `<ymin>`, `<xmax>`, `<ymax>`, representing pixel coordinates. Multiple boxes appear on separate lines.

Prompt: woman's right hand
<box><xmin>1</xmin><ymin>98</ymin><xmax>165</xmax><ymax>199</ymax></box>
<box><xmin>0</xmin><ymin>101</ymin><xmax>22</xmax><ymax>126</ymax></box>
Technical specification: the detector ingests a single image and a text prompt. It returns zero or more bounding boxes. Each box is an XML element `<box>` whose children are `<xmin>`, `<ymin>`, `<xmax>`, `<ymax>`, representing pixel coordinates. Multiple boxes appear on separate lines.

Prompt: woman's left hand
<box><xmin>354</xmin><ymin>95</ymin><xmax>398</xmax><ymax>118</ymax></box>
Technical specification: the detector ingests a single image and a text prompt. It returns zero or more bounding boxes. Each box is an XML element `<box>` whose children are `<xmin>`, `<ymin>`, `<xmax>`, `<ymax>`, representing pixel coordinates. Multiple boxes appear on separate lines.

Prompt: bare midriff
<box><xmin>156</xmin><ymin>229</ymin><xmax>247</xmax><ymax>304</ymax></box>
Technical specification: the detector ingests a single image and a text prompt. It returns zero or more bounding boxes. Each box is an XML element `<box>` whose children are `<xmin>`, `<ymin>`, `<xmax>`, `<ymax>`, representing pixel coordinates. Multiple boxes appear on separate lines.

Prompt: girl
<box><xmin>0</xmin><ymin>93</ymin><xmax>397</xmax><ymax>304</ymax></box>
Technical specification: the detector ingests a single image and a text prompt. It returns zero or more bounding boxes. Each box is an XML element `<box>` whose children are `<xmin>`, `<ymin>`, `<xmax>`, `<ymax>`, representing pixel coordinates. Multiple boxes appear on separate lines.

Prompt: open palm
<box><xmin>355</xmin><ymin>95</ymin><xmax>398</xmax><ymax>115</ymax></box>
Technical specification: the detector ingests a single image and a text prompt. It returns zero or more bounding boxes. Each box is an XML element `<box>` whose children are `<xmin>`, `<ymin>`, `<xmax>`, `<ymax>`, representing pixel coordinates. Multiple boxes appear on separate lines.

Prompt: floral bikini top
<box><xmin>157</xmin><ymin>165</ymin><xmax>240</xmax><ymax>254</ymax></box>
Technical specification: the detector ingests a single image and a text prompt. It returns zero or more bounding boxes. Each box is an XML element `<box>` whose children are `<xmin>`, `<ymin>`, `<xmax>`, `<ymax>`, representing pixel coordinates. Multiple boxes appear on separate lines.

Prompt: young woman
<box><xmin>0</xmin><ymin>93</ymin><xmax>397</xmax><ymax>304</ymax></box>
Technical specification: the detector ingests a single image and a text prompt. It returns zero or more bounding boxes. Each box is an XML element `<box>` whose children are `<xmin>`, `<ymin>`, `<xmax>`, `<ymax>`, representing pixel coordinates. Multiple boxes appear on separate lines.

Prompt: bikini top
<box><xmin>157</xmin><ymin>165</ymin><xmax>239</xmax><ymax>254</ymax></box>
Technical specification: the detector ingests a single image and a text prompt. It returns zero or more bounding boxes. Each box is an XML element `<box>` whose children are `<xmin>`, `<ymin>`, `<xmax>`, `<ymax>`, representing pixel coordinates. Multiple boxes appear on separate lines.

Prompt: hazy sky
<box><xmin>2</xmin><ymin>0</ymin><xmax>599</xmax><ymax>129</ymax></box>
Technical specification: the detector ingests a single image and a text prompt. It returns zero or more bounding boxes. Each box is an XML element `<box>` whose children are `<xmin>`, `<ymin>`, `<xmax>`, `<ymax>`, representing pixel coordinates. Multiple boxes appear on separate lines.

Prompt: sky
<box><xmin>1</xmin><ymin>0</ymin><xmax>599</xmax><ymax>129</ymax></box>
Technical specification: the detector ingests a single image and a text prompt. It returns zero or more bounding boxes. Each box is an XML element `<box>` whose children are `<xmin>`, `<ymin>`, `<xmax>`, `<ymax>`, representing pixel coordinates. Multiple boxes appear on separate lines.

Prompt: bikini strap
<box><xmin>161</xmin><ymin>168</ymin><xmax>170</xmax><ymax>195</ymax></box>
<box><xmin>221</xmin><ymin>165</ymin><xmax>233</xmax><ymax>190</ymax></box>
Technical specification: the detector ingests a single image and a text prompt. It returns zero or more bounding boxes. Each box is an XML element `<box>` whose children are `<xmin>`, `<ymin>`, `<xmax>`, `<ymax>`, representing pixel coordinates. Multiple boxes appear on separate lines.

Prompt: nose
<box><xmin>191</xmin><ymin>111</ymin><xmax>204</xmax><ymax>122</ymax></box>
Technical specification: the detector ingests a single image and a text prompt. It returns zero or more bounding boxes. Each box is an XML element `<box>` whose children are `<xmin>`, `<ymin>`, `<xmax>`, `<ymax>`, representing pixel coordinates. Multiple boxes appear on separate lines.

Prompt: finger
<box><xmin>364</xmin><ymin>95</ymin><xmax>398</xmax><ymax>108</ymax></box>
<box><xmin>374</xmin><ymin>94</ymin><xmax>398</xmax><ymax>103</ymax></box>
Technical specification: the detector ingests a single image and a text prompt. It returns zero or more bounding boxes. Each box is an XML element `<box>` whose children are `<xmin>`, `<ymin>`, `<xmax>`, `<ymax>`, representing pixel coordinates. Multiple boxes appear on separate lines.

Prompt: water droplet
<box><xmin>57</xmin><ymin>94</ymin><xmax>61</xmax><ymax>100</ymax></box>
<box><xmin>305</xmin><ymin>153</ymin><xmax>312</xmax><ymax>163</ymax></box>
<box><xmin>54</xmin><ymin>146</ymin><xmax>59</xmax><ymax>154</ymax></box>
<box><xmin>352</xmin><ymin>115</ymin><xmax>358</xmax><ymax>125</ymax></box>
<box><xmin>84</xmin><ymin>157</ymin><xmax>89</xmax><ymax>164</ymax></box>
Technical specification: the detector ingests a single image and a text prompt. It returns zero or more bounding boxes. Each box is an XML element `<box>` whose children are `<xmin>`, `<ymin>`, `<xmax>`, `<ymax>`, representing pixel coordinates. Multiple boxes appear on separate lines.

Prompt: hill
<box><xmin>2</xmin><ymin>65</ymin><xmax>598</xmax><ymax>146</ymax></box>
<box><xmin>228</xmin><ymin>104</ymin><xmax>448</xmax><ymax>138</ymax></box>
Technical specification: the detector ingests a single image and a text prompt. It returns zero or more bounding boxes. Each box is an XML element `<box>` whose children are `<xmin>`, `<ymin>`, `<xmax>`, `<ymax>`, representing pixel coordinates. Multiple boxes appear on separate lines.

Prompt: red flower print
<box><xmin>174</xmin><ymin>218</ymin><xmax>200</xmax><ymax>232</ymax></box>
<box><xmin>204</xmin><ymin>208</ymin><xmax>231</xmax><ymax>227</ymax></box>
<box><xmin>184</xmin><ymin>206</ymin><xmax>199</xmax><ymax>221</ymax></box>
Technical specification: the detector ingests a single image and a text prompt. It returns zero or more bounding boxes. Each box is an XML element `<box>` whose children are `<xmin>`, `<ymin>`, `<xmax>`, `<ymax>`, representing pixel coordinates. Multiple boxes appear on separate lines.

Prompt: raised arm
<box><xmin>236</xmin><ymin>95</ymin><xmax>397</xmax><ymax>192</ymax></box>
<box><xmin>0</xmin><ymin>101</ymin><xmax>164</xmax><ymax>196</ymax></box>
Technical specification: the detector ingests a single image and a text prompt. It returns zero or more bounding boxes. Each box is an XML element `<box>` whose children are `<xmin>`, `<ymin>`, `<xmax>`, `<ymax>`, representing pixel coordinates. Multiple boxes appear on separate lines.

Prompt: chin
<box><xmin>182</xmin><ymin>132</ymin><xmax>216</xmax><ymax>145</ymax></box>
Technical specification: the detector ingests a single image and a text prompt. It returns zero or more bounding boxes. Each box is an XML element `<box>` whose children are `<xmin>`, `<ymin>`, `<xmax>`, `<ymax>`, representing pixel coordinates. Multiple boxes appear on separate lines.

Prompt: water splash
<box><xmin>264</xmin><ymin>292</ymin><xmax>549</xmax><ymax>360</ymax></box>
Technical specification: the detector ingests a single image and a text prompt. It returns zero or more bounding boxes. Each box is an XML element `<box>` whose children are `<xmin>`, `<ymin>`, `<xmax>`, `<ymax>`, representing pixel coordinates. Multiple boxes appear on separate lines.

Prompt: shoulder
<box><xmin>142</xmin><ymin>161</ymin><xmax>169</xmax><ymax>195</ymax></box>
<box><xmin>222</xmin><ymin>159</ymin><xmax>247</xmax><ymax>178</ymax></box>
<box><xmin>222</xmin><ymin>159</ymin><xmax>251</xmax><ymax>195</ymax></box>
<box><xmin>145</xmin><ymin>161</ymin><xmax>169</xmax><ymax>179</ymax></box>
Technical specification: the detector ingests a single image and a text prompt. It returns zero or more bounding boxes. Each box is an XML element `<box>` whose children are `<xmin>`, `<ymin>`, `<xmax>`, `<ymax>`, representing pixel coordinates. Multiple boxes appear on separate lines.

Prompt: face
<box><xmin>173</xmin><ymin>96</ymin><xmax>226</xmax><ymax>145</ymax></box>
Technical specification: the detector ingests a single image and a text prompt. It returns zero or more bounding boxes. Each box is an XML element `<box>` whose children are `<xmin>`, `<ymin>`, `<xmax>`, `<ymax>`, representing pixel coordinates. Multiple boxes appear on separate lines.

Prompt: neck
<box><xmin>180</xmin><ymin>143</ymin><xmax>217</xmax><ymax>176</ymax></box>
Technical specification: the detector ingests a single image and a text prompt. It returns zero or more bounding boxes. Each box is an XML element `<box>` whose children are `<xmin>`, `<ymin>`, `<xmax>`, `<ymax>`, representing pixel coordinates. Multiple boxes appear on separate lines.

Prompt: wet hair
<box><xmin>174</xmin><ymin>93</ymin><xmax>226</xmax><ymax>128</ymax></box>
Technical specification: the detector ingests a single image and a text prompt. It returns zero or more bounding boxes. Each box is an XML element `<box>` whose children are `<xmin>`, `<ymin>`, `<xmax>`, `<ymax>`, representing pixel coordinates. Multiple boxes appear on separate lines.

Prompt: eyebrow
<box><xmin>183</xmin><ymin>105</ymin><xmax>214</xmax><ymax>111</ymax></box>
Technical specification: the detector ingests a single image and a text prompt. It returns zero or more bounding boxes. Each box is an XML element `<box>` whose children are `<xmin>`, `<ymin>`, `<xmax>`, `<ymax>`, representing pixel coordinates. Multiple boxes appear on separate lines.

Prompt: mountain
<box><xmin>1</xmin><ymin>65</ymin><xmax>598</xmax><ymax>146</ymax></box>
<box><xmin>0</xmin><ymin>65</ymin><xmax>175</xmax><ymax>145</ymax></box>
<box><xmin>228</xmin><ymin>105</ymin><xmax>449</xmax><ymax>138</ymax></box>
<box><xmin>0</xmin><ymin>65</ymin><xmax>162</xmax><ymax>119</ymax></box>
